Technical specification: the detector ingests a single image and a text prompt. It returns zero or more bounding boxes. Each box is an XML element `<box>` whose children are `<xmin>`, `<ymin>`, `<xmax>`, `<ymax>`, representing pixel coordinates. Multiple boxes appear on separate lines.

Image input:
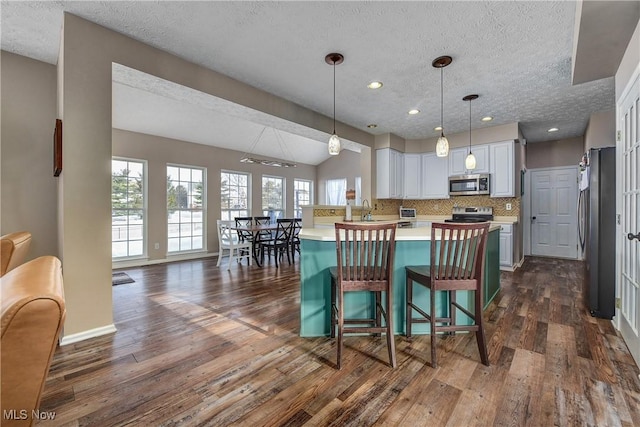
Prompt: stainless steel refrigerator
<box><xmin>578</xmin><ymin>147</ymin><xmax>616</xmax><ymax>319</ymax></box>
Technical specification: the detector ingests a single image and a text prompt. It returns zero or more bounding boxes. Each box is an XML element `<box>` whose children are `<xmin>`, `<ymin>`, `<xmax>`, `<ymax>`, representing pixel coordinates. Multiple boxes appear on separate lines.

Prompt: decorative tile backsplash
<box><xmin>315</xmin><ymin>196</ymin><xmax>520</xmax><ymax>217</ymax></box>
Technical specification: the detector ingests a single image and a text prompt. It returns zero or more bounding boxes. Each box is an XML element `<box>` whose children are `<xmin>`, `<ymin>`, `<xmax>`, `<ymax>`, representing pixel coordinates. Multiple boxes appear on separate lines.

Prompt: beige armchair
<box><xmin>1</xmin><ymin>256</ymin><xmax>65</xmax><ymax>427</ymax></box>
<box><xmin>1</xmin><ymin>231</ymin><xmax>32</xmax><ymax>277</ymax></box>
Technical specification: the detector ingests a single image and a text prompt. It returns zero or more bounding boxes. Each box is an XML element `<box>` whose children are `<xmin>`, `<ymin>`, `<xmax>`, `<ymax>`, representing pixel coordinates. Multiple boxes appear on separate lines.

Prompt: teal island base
<box><xmin>299</xmin><ymin>227</ymin><xmax>500</xmax><ymax>337</ymax></box>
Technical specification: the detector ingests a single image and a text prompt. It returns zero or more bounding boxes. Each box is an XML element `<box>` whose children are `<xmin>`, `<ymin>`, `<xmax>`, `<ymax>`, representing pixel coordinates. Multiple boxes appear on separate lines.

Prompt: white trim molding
<box><xmin>60</xmin><ymin>324</ymin><xmax>117</xmax><ymax>346</ymax></box>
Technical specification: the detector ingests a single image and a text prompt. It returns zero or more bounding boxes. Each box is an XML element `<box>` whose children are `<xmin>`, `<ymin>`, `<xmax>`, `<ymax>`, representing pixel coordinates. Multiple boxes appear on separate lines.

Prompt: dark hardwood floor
<box><xmin>38</xmin><ymin>256</ymin><xmax>640</xmax><ymax>426</ymax></box>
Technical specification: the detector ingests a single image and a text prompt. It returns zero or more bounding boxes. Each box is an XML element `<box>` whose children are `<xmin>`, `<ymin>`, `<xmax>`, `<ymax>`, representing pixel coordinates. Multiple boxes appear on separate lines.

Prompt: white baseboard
<box><xmin>60</xmin><ymin>324</ymin><xmax>117</xmax><ymax>346</ymax></box>
<box><xmin>112</xmin><ymin>252</ymin><xmax>217</xmax><ymax>269</ymax></box>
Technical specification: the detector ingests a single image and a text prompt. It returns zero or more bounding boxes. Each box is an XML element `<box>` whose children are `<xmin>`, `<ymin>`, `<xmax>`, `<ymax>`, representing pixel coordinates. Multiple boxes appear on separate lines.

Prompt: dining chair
<box><xmin>259</xmin><ymin>219</ymin><xmax>293</xmax><ymax>268</ymax></box>
<box><xmin>216</xmin><ymin>220</ymin><xmax>252</xmax><ymax>270</ymax></box>
<box><xmin>330</xmin><ymin>222</ymin><xmax>397</xmax><ymax>369</ymax></box>
<box><xmin>405</xmin><ymin>222</ymin><xmax>490</xmax><ymax>368</ymax></box>
<box><xmin>253</xmin><ymin>216</ymin><xmax>274</xmax><ymax>245</ymax></box>
<box><xmin>290</xmin><ymin>218</ymin><xmax>302</xmax><ymax>261</ymax></box>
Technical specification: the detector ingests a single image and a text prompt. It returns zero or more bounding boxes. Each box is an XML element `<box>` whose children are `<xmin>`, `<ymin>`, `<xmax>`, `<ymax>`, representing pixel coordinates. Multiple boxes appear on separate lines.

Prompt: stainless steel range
<box><xmin>444</xmin><ymin>206</ymin><xmax>493</xmax><ymax>223</ymax></box>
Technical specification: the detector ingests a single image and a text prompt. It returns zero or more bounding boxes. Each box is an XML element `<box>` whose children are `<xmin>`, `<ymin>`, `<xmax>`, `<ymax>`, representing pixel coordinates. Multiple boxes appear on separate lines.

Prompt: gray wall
<box><xmin>112</xmin><ymin>129</ymin><xmax>316</xmax><ymax>262</ymax></box>
<box><xmin>526</xmin><ymin>136</ymin><xmax>584</xmax><ymax>169</ymax></box>
<box><xmin>1</xmin><ymin>51</ymin><xmax>58</xmax><ymax>260</ymax></box>
<box><xmin>316</xmin><ymin>149</ymin><xmax>362</xmax><ymax>204</ymax></box>
<box><xmin>584</xmin><ymin>110</ymin><xmax>615</xmax><ymax>150</ymax></box>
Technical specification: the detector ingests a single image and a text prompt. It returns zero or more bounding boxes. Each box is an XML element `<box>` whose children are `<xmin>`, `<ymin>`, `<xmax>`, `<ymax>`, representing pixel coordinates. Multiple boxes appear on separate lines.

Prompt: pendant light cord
<box><xmin>440</xmin><ymin>67</ymin><xmax>444</xmax><ymax>137</ymax></box>
<box><xmin>469</xmin><ymin>97</ymin><xmax>472</xmax><ymax>154</ymax></box>
<box><xmin>333</xmin><ymin>61</ymin><xmax>336</xmax><ymax>134</ymax></box>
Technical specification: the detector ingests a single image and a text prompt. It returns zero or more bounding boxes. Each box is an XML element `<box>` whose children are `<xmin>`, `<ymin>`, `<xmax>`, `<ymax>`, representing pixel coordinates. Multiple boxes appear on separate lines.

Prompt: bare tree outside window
<box><xmin>221</xmin><ymin>171</ymin><xmax>250</xmax><ymax>220</ymax></box>
<box><xmin>262</xmin><ymin>175</ymin><xmax>284</xmax><ymax>221</ymax></box>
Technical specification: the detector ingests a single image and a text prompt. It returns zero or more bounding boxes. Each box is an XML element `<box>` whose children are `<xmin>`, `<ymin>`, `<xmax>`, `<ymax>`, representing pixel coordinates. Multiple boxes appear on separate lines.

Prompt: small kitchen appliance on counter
<box><xmin>398</xmin><ymin>207</ymin><xmax>417</xmax><ymax>228</ymax></box>
<box><xmin>444</xmin><ymin>206</ymin><xmax>493</xmax><ymax>223</ymax></box>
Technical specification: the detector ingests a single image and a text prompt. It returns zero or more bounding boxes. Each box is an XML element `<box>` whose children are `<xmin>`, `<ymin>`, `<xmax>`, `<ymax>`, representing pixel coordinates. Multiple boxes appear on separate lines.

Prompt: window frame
<box><xmin>111</xmin><ymin>157</ymin><xmax>147</xmax><ymax>260</ymax></box>
<box><xmin>261</xmin><ymin>174</ymin><xmax>286</xmax><ymax>221</ymax></box>
<box><xmin>220</xmin><ymin>169</ymin><xmax>251</xmax><ymax>221</ymax></box>
<box><xmin>294</xmin><ymin>178</ymin><xmax>313</xmax><ymax>218</ymax></box>
<box><xmin>167</xmin><ymin>163</ymin><xmax>207</xmax><ymax>254</ymax></box>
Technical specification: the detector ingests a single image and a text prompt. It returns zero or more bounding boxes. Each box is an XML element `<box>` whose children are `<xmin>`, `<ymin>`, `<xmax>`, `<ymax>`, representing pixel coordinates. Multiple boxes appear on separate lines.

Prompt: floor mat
<box><xmin>112</xmin><ymin>272</ymin><xmax>135</xmax><ymax>286</ymax></box>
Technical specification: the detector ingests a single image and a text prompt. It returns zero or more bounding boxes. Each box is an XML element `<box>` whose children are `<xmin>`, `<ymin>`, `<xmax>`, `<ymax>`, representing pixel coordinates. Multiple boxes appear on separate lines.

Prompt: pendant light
<box><xmin>326</xmin><ymin>53</ymin><xmax>344</xmax><ymax>156</ymax></box>
<box><xmin>463</xmin><ymin>94</ymin><xmax>478</xmax><ymax>170</ymax></box>
<box><xmin>432</xmin><ymin>56</ymin><xmax>452</xmax><ymax>157</ymax></box>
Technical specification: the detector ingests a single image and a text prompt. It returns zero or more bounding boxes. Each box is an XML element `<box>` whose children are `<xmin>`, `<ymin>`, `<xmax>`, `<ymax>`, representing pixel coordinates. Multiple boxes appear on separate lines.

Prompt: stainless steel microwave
<box><xmin>449</xmin><ymin>174</ymin><xmax>490</xmax><ymax>196</ymax></box>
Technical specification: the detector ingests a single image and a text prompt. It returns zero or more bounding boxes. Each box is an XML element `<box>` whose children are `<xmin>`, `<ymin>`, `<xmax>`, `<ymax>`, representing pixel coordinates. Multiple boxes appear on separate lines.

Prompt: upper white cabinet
<box><xmin>448</xmin><ymin>147</ymin><xmax>469</xmax><ymax>176</ymax></box>
<box><xmin>421</xmin><ymin>152</ymin><xmax>449</xmax><ymax>199</ymax></box>
<box><xmin>489</xmin><ymin>141</ymin><xmax>515</xmax><ymax>197</ymax></box>
<box><xmin>449</xmin><ymin>145</ymin><xmax>490</xmax><ymax>175</ymax></box>
<box><xmin>403</xmin><ymin>153</ymin><xmax>421</xmax><ymax>199</ymax></box>
<box><xmin>376</xmin><ymin>148</ymin><xmax>404</xmax><ymax>199</ymax></box>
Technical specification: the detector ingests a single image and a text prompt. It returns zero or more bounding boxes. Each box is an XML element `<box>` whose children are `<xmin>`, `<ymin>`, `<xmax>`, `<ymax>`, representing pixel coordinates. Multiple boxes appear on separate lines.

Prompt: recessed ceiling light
<box><xmin>367</xmin><ymin>81</ymin><xmax>383</xmax><ymax>89</ymax></box>
<box><xmin>367</xmin><ymin>124</ymin><xmax>377</xmax><ymax>128</ymax></box>
<box><xmin>548</xmin><ymin>127</ymin><xmax>559</xmax><ymax>132</ymax></box>
<box><xmin>481</xmin><ymin>116</ymin><xmax>493</xmax><ymax>122</ymax></box>
<box><xmin>408</xmin><ymin>109</ymin><xmax>420</xmax><ymax>115</ymax></box>
<box><xmin>434</xmin><ymin>126</ymin><xmax>443</xmax><ymax>131</ymax></box>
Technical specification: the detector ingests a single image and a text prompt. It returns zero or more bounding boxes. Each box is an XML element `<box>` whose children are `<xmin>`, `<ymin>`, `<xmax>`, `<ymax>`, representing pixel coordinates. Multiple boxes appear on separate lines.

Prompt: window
<box><xmin>221</xmin><ymin>170</ymin><xmax>250</xmax><ymax>220</ymax></box>
<box><xmin>294</xmin><ymin>179</ymin><xmax>313</xmax><ymax>218</ymax></box>
<box><xmin>167</xmin><ymin>165</ymin><xmax>205</xmax><ymax>253</ymax></box>
<box><xmin>262</xmin><ymin>175</ymin><xmax>285</xmax><ymax>221</ymax></box>
<box><xmin>112</xmin><ymin>158</ymin><xmax>146</xmax><ymax>259</ymax></box>
<box><xmin>355</xmin><ymin>177</ymin><xmax>362</xmax><ymax>205</ymax></box>
<box><xmin>326</xmin><ymin>178</ymin><xmax>347</xmax><ymax>205</ymax></box>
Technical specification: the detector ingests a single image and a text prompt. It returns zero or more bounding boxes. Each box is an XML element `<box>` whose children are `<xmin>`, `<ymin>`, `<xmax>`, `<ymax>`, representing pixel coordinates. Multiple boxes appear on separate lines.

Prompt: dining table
<box><xmin>231</xmin><ymin>224</ymin><xmax>280</xmax><ymax>267</ymax></box>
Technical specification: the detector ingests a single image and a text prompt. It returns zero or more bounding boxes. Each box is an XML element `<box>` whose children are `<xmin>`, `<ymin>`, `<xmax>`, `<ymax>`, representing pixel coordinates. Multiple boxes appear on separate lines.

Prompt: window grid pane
<box><xmin>167</xmin><ymin>165</ymin><xmax>206</xmax><ymax>253</ymax></box>
<box><xmin>262</xmin><ymin>175</ymin><xmax>284</xmax><ymax>221</ymax></box>
<box><xmin>112</xmin><ymin>159</ymin><xmax>146</xmax><ymax>259</ymax></box>
<box><xmin>221</xmin><ymin>171</ymin><xmax>250</xmax><ymax>220</ymax></box>
<box><xmin>294</xmin><ymin>179</ymin><xmax>313</xmax><ymax>218</ymax></box>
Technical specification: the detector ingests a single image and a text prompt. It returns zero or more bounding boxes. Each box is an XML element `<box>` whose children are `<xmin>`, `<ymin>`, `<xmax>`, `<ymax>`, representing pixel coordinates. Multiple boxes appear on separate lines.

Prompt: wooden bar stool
<box><xmin>405</xmin><ymin>222</ymin><xmax>490</xmax><ymax>368</ymax></box>
<box><xmin>330</xmin><ymin>222</ymin><xmax>397</xmax><ymax>369</ymax></box>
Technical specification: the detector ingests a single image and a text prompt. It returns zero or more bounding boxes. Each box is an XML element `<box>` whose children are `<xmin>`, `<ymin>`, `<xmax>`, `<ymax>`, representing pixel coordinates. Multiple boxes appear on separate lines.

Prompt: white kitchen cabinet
<box><xmin>376</xmin><ymin>148</ymin><xmax>404</xmax><ymax>199</ymax></box>
<box><xmin>490</xmin><ymin>140</ymin><xmax>515</xmax><ymax>197</ymax></box>
<box><xmin>449</xmin><ymin>145</ymin><xmax>490</xmax><ymax>175</ymax></box>
<box><xmin>448</xmin><ymin>147</ymin><xmax>468</xmax><ymax>176</ymax></box>
<box><xmin>421</xmin><ymin>152</ymin><xmax>450</xmax><ymax>199</ymax></box>
<box><xmin>498</xmin><ymin>223</ymin><xmax>513</xmax><ymax>269</ymax></box>
<box><xmin>403</xmin><ymin>153</ymin><xmax>421</xmax><ymax>199</ymax></box>
<box><xmin>469</xmin><ymin>144</ymin><xmax>489</xmax><ymax>173</ymax></box>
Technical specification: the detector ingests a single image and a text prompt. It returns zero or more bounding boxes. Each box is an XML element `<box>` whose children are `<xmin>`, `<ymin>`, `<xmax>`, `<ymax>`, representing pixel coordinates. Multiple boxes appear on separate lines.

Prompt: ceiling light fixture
<box><xmin>367</xmin><ymin>81</ymin><xmax>383</xmax><ymax>89</ymax></box>
<box><xmin>481</xmin><ymin>116</ymin><xmax>493</xmax><ymax>122</ymax></box>
<box><xmin>548</xmin><ymin>127</ymin><xmax>559</xmax><ymax>132</ymax></box>
<box><xmin>434</xmin><ymin>126</ymin><xmax>443</xmax><ymax>131</ymax></box>
<box><xmin>326</xmin><ymin>53</ymin><xmax>344</xmax><ymax>156</ymax></box>
<box><xmin>408</xmin><ymin>109</ymin><xmax>420</xmax><ymax>115</ymax></box>
<box><xmin>463</xmin><ymin>94</ymin><xmax>479</xmax><ymax>170</ymax></box>
<box><xmin>433</xmin><ymin>55</ymin><xmax>452</xmax><ymax>157</ymax></box>
<box><xmin>240</xmin><ymin>127</ymin><xmax>297</xmax><ymax>168</ymax></box>
<box><xmin>367</xmin><ymin>124</ymin><xmax>377</xmax><ymax>128</ymax></box>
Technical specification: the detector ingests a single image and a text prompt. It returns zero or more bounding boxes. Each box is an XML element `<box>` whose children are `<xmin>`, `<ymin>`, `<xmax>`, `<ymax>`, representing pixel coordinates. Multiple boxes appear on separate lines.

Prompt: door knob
<box><xmin>531</xmin><ymin>216</ymin><xmax>537</xmax><ymax>221</ymax></box>
<box><xmin>628</xmin><ymin>232</ymin><xmax>640</xmax><ymax>241</ymax></box>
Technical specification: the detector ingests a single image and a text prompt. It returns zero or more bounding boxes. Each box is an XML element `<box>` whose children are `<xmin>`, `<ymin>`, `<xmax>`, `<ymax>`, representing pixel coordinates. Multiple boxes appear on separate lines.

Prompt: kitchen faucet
<box><xmin>361</xmin><ymin>199</ymin><xmax>371</xmax><ymax>221</ymax></box>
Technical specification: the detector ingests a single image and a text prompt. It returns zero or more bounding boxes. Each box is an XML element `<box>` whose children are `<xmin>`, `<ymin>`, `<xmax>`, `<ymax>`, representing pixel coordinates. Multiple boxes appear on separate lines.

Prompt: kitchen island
<box><xmin>299</xmin><ymin>224</ymin><xmax>500</xmax><ymax>337</ymax></box>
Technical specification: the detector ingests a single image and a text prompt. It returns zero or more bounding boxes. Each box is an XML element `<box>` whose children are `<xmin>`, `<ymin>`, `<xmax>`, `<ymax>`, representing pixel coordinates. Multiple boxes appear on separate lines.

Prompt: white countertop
<box><xmin>300</xmin><ymin>224</ymin><xmax>502</xmax><ymax>241</ymax></box>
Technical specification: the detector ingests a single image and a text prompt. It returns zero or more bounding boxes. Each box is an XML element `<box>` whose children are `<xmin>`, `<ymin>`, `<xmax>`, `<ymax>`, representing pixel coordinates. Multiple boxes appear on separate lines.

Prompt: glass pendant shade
<box><xmin>328</xmin><ymin>133</ymin><xmax>341</xmax><ymax>155</ymax></box>
<box><xmin>465</xmin><ymin>152</ymin><xmax>477</xmax><ymax>169</ymax></box>
<box><xmin>436</xmin><ymin>135</ymin><xmax>449</xmax><ymax>157</ymax></box>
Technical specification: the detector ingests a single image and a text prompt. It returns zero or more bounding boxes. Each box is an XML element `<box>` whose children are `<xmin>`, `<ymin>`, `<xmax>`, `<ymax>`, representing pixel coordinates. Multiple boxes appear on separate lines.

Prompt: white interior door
<box><xmin>617</xmin><ymin>70</ymin><xmax>640</xmax><ymax>367</ymax></box>
<box><xmin>530</xmin><ymin>167</ymin><xmax>578</xmax><ymax>259</ymax></box>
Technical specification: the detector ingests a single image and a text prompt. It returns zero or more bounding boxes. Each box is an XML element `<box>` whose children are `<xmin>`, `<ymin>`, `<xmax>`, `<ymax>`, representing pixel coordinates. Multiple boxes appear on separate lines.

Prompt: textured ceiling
<box><xmin>1</xmin><ymin>1</ymin><xmax>622</xmax><ymax>165</ymax></box>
